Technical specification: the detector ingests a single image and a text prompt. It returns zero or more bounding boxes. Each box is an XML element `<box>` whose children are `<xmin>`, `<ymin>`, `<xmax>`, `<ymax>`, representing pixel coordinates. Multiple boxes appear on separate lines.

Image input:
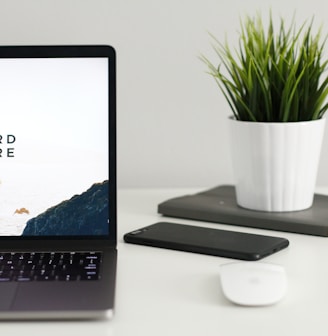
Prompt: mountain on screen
<box><xmin>22</xmin><ymin>180</ymin><xmax>109</xmax><ymax>236</ymax></box>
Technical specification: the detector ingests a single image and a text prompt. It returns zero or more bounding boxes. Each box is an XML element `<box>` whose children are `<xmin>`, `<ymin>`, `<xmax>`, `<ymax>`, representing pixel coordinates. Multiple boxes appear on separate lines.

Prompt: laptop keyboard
<box><xmin>0</xmin><ymin>252</ymin><xmax>102</xmax><ymax>282</ymax></box>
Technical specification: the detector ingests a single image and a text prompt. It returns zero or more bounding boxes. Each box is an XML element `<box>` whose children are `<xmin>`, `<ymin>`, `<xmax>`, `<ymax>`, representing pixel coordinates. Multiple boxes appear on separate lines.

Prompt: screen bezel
<box><xmin>0</xmin><ymin>45</ymin><xmax>116</xmax><ymax>244</ymax></box>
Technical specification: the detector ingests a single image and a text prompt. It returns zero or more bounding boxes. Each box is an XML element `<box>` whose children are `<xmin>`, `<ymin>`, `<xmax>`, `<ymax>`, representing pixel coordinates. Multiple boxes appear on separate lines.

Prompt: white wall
<box><xmin>1</xmin><ymin>0</ymin><xmax>328</xmax><ymax>188</ymax></box>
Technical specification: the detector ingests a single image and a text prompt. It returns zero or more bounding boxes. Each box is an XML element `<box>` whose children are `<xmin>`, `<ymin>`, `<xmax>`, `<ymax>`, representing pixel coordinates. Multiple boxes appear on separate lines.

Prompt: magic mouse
<box><xmin>220</xmin><ymin>262</ymin><xmax>287</xmax><ymax>306</ymax></box>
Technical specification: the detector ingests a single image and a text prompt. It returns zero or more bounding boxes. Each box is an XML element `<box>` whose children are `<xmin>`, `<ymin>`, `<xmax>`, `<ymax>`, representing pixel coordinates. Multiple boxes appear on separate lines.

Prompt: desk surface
<box><xmin>3</xmin><ymin>188</ymin><xmax>328</xmax><ymax>335</ymax></box>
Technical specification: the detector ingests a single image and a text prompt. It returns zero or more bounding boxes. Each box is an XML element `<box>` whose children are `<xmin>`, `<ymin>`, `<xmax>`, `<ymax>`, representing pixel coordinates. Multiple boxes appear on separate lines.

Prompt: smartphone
<box><xmin>124</xmin><ymin>222</ymin><xmax>289</xmax><ymax>261</ymax></box>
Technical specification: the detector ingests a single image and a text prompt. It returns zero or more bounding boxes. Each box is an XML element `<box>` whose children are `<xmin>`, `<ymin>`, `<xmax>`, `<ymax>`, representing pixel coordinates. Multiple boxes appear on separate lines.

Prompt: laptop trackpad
<box><xmin>0</xmin><ymin>283</ymin><xmax>18</xmax><ymax>310</ymax></box>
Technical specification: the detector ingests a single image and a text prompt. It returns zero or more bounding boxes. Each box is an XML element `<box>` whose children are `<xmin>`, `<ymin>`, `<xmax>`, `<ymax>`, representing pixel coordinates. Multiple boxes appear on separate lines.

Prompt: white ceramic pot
<box><xmin>229</xmin><ymin>117</ymin><xmax>326</xmax><ymax>212</ymax></box>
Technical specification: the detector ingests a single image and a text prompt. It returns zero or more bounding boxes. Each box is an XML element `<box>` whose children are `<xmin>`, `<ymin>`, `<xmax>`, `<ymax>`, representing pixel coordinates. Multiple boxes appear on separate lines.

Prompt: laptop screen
<box><xmin>0</xmin><ymin>46</ymin><xmax>115</xmax><ymax>239</ymax></box>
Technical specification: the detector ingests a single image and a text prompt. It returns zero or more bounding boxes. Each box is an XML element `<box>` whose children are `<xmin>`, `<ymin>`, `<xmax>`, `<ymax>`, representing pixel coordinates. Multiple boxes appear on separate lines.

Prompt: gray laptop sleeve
<box><xmin>158</xmin><ymin>185</ymin><xmax>328</xmax><ymax>237</ymax></box>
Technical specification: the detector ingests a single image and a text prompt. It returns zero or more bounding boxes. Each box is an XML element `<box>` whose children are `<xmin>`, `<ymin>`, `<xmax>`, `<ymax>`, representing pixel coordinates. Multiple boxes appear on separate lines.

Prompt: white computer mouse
<box><xmin>220</xmin><ymin>262</ymin><xmax>287</xmax><ymax>306</ymax></box>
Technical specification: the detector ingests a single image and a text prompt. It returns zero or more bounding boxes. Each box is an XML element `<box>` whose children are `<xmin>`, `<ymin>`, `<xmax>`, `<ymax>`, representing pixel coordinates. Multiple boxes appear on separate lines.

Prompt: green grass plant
<box><xmin>203</xmin><ymin>13</ymin><xmax>328</xmax><ymax>122</ymax></box>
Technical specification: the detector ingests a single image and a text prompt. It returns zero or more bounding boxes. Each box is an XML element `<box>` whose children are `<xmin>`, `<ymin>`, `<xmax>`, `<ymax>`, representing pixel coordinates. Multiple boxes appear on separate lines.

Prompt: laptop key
<box><xmin>16</xmin><ymin>277</ymin><xmax>33</xmax><ymax>282</ymax></box>
<box><xmin>35</xmin><ymin>275</ymin><xmax>56</xmax><ymax>281</ymax></box>
<box><xmin>0</xmin><ymin>277</ymin><xmax>11</xmax><ymax>282</ymax></box>
<box><xmin>0</xmin><ymin>252</ymin><xmax>102</xmax><ymax>282</ymax></box>
<box><xmin>80</xmin><ymin>274</ymin><xmax>100</xmax><ymax>281</ymax></box>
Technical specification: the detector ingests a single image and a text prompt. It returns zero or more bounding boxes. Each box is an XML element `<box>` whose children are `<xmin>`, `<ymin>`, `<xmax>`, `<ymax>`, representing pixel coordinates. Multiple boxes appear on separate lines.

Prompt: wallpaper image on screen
<box><xmin>0</xmin><ymin>57</ymin><xmax>109</xmax><ymax>236</ymax></box>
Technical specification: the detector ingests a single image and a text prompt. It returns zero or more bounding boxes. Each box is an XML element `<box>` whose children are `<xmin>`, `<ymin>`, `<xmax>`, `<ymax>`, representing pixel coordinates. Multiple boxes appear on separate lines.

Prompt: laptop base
<box><xmin>0</xmin><ymin>309</ymin><xmax>113</xmax><ymax>320</ymax></box>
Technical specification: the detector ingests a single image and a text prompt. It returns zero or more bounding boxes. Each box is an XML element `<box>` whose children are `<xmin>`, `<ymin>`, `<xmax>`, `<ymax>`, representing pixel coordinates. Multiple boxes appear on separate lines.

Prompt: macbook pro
<box><xmin>0</xmin><ymin>45</ymin><xmax>117</xmax><ymax>319</ymax></box>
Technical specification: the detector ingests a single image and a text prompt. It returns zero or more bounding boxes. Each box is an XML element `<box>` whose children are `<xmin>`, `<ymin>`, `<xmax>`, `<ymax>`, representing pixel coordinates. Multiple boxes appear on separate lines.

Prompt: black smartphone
<box><xmin>124</xmin><ymin>222</ymin><xmax>289</xmax><ymax>261</ymax></box>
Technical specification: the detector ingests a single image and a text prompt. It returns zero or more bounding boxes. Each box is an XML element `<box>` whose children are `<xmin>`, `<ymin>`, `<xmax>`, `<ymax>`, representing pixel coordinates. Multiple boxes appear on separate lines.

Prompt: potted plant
<box><xmin>203</xmin><ymin>13</ymin><xmax>328</xmax><ymax>212</ymax></box>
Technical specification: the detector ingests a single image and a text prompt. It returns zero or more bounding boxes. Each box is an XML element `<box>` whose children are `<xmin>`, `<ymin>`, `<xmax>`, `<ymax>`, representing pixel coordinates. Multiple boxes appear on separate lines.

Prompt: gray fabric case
<box><xmin>158</xmin><ymin>185</ymin><xmax>328</xmax><ymax>237</ymax></box>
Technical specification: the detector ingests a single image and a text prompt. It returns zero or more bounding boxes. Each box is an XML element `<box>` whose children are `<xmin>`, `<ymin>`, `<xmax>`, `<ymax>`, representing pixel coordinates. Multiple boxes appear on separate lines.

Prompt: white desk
<box><xmin>3</xmin><ymin>188</ymin><xmax>328</xmax><ymax>335</ymax></box>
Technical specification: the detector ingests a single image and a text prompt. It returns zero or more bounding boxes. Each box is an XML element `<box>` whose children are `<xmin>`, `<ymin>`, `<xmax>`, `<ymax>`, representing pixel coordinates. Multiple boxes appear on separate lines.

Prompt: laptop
<box><xmin>0</xmin><ymin>45</ymin><xmax>117</xmax><ymax>319</ymax></box>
